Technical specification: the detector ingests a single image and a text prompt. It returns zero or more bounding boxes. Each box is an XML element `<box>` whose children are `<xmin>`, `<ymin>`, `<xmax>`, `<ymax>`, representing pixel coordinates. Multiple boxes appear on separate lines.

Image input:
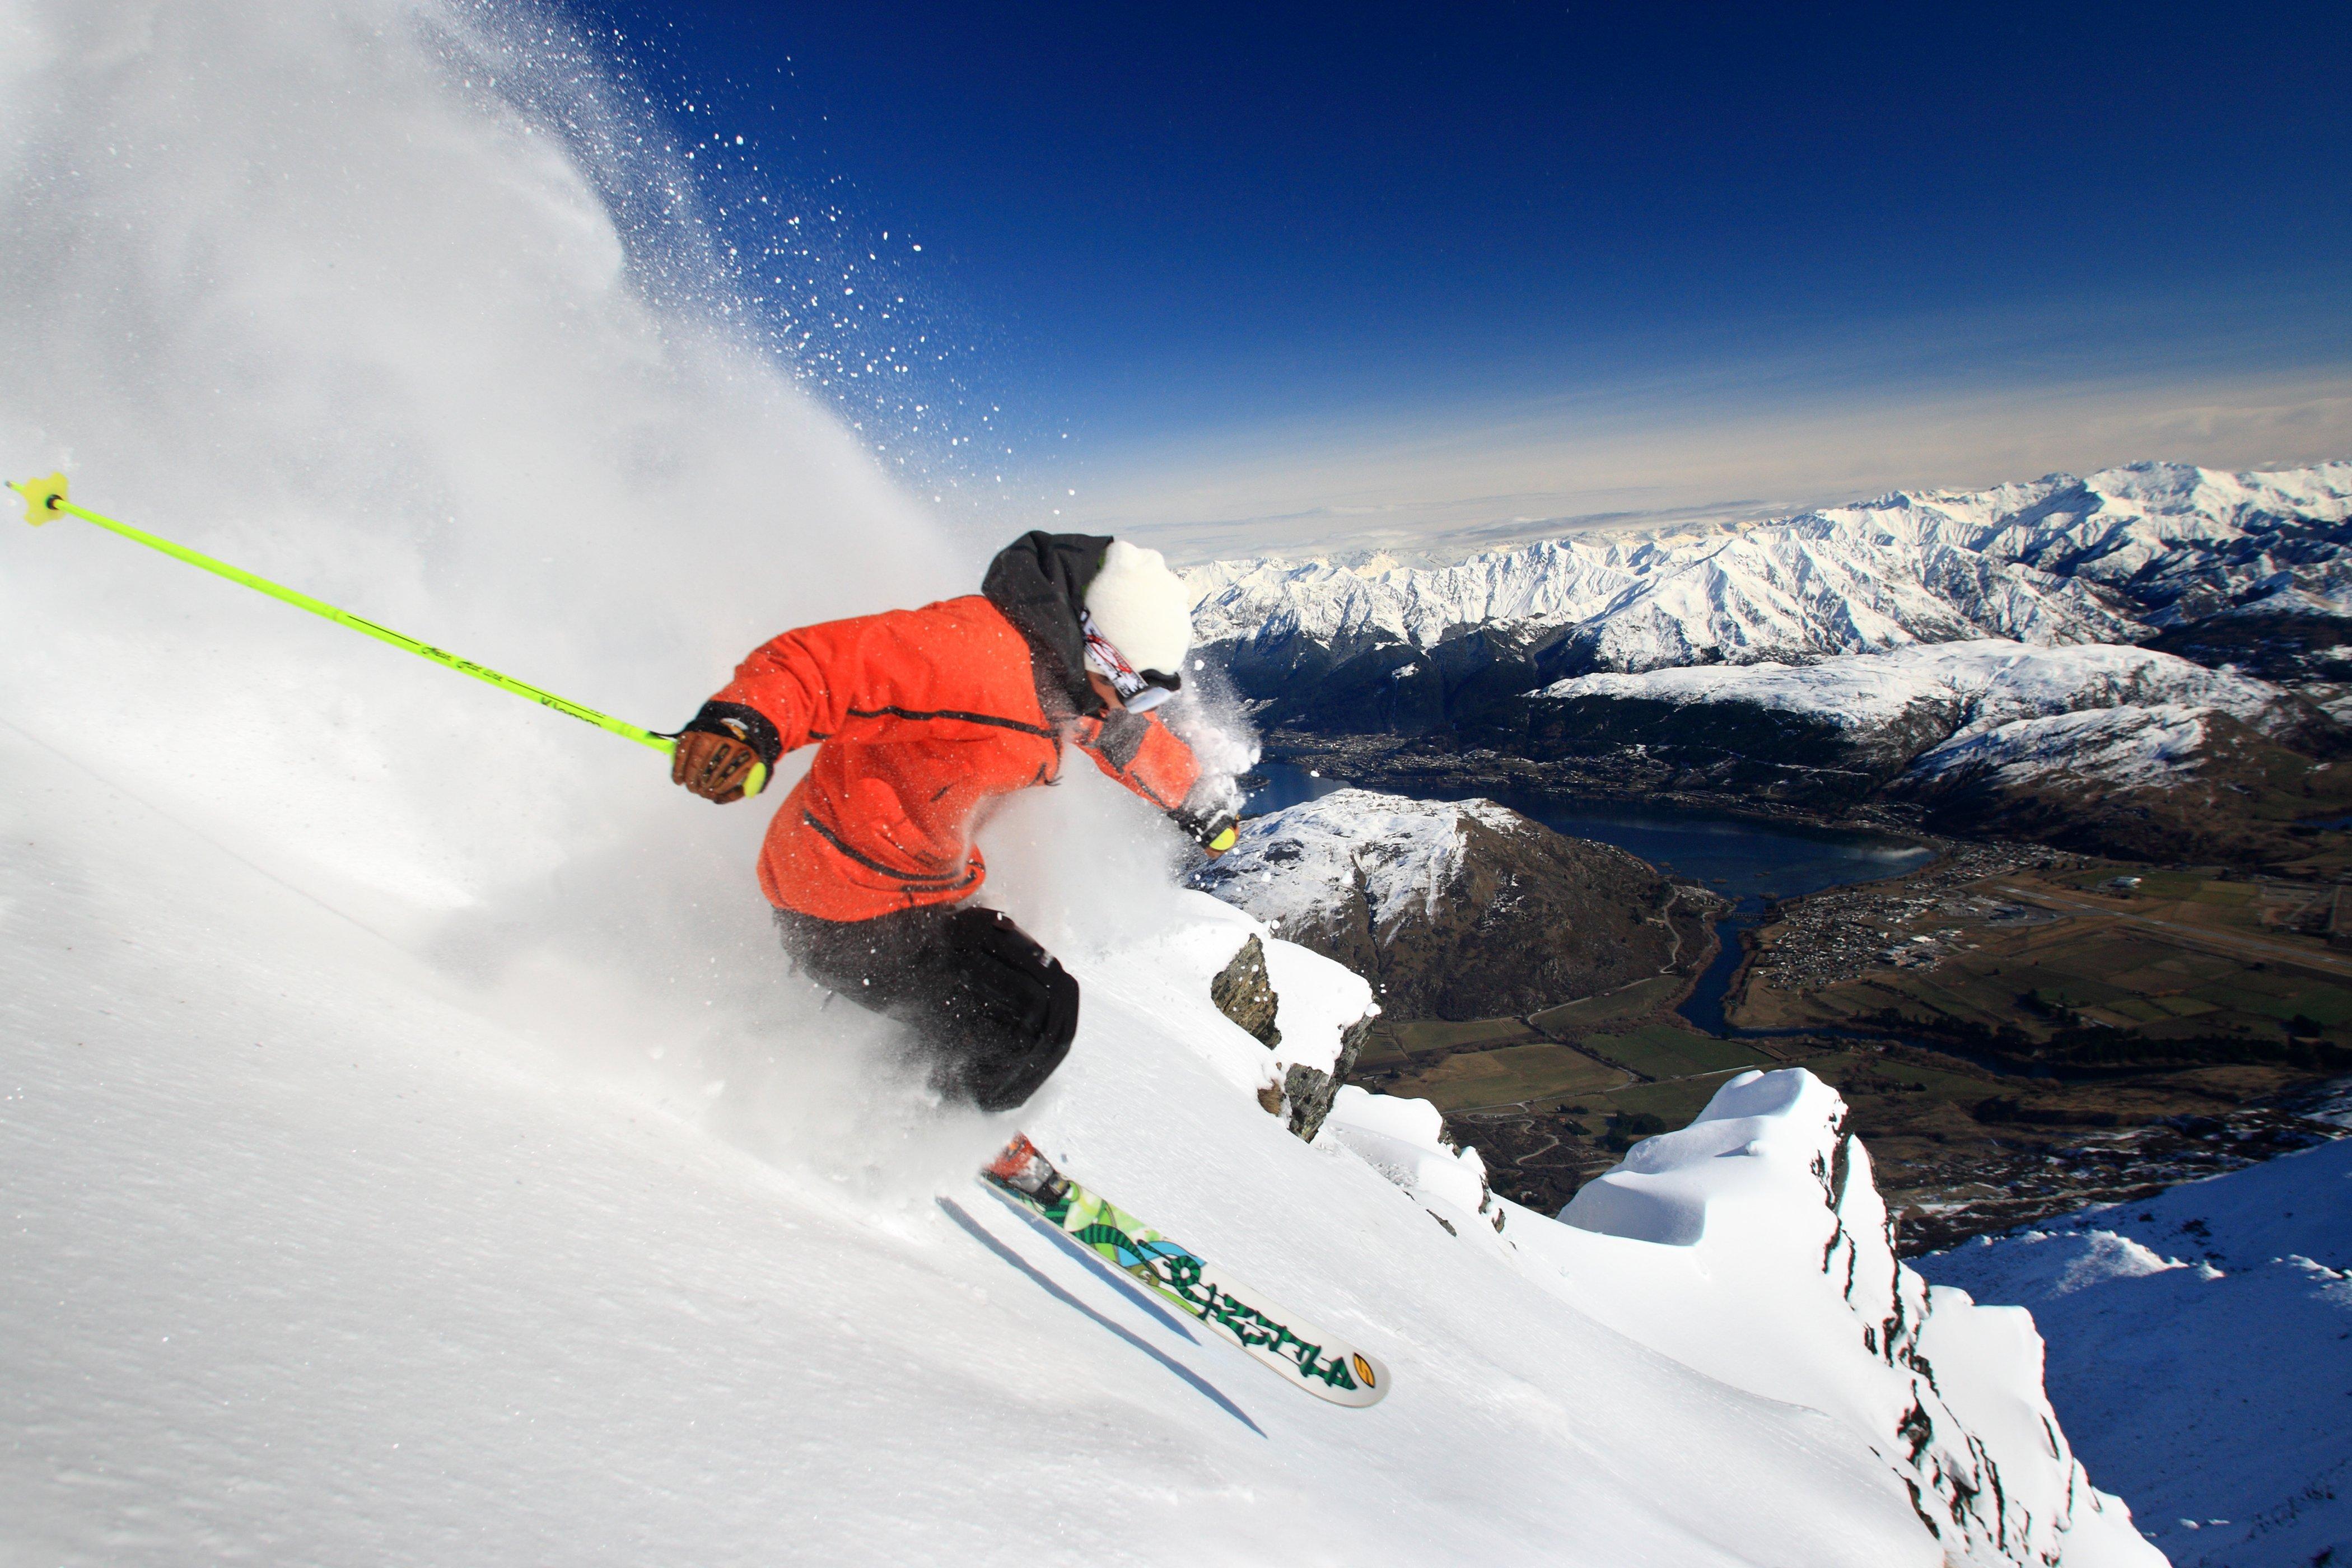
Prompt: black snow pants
<box><xmin>775</xmin><ymin>903</ymin><xmax>1079</xmax><ymax>1113</ymax></box>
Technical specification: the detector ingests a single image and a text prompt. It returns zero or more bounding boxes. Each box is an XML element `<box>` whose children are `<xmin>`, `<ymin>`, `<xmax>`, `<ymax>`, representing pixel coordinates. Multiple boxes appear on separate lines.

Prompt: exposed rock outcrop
<box><xmin>1209</xmin><ymin>934</ymin><xmax>1282</xmax><ymax>1048</ymax></box>
<box><xmin>1281</xmin><ymin>1015</ymin><xmax>1369</xmax><ymax>1143</ymax></box>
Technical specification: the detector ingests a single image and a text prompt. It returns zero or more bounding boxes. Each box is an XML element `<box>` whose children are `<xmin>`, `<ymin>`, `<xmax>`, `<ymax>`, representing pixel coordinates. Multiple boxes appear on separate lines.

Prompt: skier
<box><xmin>669</xmin><ymin>532</ymin><xmax>1238</xmax><ymax>1113</ymax></box>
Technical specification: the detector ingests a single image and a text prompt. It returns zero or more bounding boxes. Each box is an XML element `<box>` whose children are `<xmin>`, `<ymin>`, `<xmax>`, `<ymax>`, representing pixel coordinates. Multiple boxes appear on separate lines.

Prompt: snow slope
<box><xmin>1919</xmin><ymin>1135</ymin><xmax>2352</xmax><ymax>1568</ymax></box>
<box><xmin>1542</xmin><ymin>1070</ymin><xmax>2163</xmax><ymax>1567</ymax></box>
<box><xmin>1</xmin><ymin>727</ymin><xmax>2162</xmax><ymax>1566</ymax></box>
<box><xmin>1190</xmin><ymin>463</ymin><xmax>2352</xmax><ymax>675</ymax></box>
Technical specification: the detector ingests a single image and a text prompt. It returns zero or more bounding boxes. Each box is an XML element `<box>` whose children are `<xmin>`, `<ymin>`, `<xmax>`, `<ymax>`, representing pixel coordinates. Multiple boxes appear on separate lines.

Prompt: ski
<box><xmin>982</xmin><ymin>1135</ymin><xmax>1391</xmax><ymax>1408</ymax></box>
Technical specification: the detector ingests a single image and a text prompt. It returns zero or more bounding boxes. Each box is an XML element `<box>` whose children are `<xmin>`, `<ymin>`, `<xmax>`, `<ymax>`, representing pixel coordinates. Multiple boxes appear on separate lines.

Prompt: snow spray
<box><xmin>0</xmin><ymin>0</ymin><xmax>991</xmax><ymax>1180</ymax></box>
<box><xmin>6</xmin><ymin>472</ymin><xmax>764</xmax><ymax>796</ymax></box>
<box><xmin>0</xmin><ymin>0</ymin><xmax>1257</xmax><ymax>1199</ymax></box>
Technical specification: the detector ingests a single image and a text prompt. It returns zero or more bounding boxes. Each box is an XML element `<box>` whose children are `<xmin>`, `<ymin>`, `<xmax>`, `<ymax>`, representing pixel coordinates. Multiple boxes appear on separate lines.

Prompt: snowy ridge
<box><xmin>1188</xmin><ymin>538</ymin><xmax>1650</xmax><ymax>651</ymax></box>
<box><xmin>1920</xmin><ymin>1132</ymin><xmax>2352</xmax><ymax>1568</ymax></box>
<box><xmin>1543</xmin><ymin>638</ymin><xmax>2293</xmax><ymax>736</ymax></box>
<box><xmin>1196</xmin><ymin>786</ymin><xmax>1550</xmax><ymax>933</ymax></box>
<box><xmin>1423</xmin><ymin>1068</ymin><xmax>2158</xmax><ymax>1566</ymax></box>
<box><xmin>1542</xmin><ymin>1070</ymin><xmax>2163</xmax><ymax>1566</ymax></box>
<box><xmin>1904</xmin><ymin>704</ymin><xmax>2216</xmax><ymax>792</ymax></box>
<box><xmin>1190</xmin><ymin>461</ymin><xmax>2352</xmax><ymax>674</ymax></box>
<box><xmin>1320</xmin><ymin>1087</ymin><xmax>1497</xmax><ymax>1225</ymax></box>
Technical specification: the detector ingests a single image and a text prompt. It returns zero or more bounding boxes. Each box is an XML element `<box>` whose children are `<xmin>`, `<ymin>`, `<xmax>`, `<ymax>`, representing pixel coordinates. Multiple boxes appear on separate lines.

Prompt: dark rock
<box><xmin>1209</xmin><ymin>934</ymin><xmax>1282</xmax><ymax>1049</ymax></box>
<box><xmin>1284</xmin><ymin>1013</ymin><xmax>1371</xmax><ymax>1142</ymax></box>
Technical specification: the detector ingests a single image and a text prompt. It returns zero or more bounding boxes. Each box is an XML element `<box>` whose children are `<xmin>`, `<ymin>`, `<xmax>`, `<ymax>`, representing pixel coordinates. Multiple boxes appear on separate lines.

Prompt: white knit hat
<box><xmin>1084</xmin><ymin>539</ymin><xmax>1192</xmax><ymax>675</ymax></box>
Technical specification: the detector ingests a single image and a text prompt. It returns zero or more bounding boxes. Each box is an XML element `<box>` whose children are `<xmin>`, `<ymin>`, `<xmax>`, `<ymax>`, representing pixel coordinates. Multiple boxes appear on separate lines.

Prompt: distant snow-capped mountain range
<box><xmin>1188</xmin><ymin>460</ymin><xmax>2352</xmax><ymax>680</ymax></box>
<box><xmin>1185</xmin><ymin>461</ymin><xmax>2352</xmax><ymax>860</ymax></box>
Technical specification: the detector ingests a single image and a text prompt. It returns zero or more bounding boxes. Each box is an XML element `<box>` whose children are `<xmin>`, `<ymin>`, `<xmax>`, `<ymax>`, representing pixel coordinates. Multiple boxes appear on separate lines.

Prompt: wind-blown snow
<box><xmin>1920</xmin><ymin>1135</ymin><xmax>2352</xmax><ymax>1568</ymax></box>
<box><xmin>0</xmin><ymin>0</ymin><xmax>965</xmax><ymax>944</ymax></box>
<box><xmin>1190</xmin><ymin>461</ymin><xmax>2352</xmax><ymax>673</ymax></box>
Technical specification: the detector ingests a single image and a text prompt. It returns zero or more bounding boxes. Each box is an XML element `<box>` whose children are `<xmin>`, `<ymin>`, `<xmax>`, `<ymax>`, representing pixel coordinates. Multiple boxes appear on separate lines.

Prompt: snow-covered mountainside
<box><xmin>1514</xmin><ymin>639</ymin><xmax>2323</xmax><ymax>818</ymax></box>
<box><xmin>1549</xmin><ymin>1068</ymin><xmax>2163</xmax><ymax>1567</ymax></box>
<box><xmin>1887</xmin><ymin>699</ymin><xmax>2352</xmax><ymax>861</ymax></box>
<box><xmin>1</xmin><ymin>726</ymin><xmax>2164</xmax><ymax>1566</ymax></box>
<box><xmin>1538</xmin><ymin>640</ymin><xmax>2293</xmax><ymax>741</ymax></box>
<box><xmin>1192</xmin><ymin>788</ymin><xmax>1720</xmax><ymax>1018</ymax></box>
<box><xmin>1902</xmin><ymin>703</ymin><xmax>2220</xmax><ymax>793</ymax></box>
<box><xmin>1192</xmin><ymin>461</ymin><xmax>2352</xmax><ymax>680</ymax></box>
<box><xmin>1198</xmin><ymin>789</ymin><xmax>1528</xmax><ymax>934</ymax></box>
<box><xmin>1190</xmin><ymin>475</ymin><xmax>2352</xmax><ymax>864</ymax></box>
<box><xmin>1919</xmin><ymin>1128</ymin><xmax>2352</xmax><ymax>1568</ymax></box>
<box><xmin>1354</xmin><ymin>634</ymin><xmax>2351</xmax><ymax>859</ymax></box>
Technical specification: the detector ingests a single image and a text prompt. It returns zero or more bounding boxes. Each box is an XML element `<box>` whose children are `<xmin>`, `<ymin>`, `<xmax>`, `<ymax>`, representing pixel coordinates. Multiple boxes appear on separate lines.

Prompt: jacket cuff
<box><xmin>680</xmin><ymin>701</ymin><xmax>783</xmax><ymax>767</ymax></box>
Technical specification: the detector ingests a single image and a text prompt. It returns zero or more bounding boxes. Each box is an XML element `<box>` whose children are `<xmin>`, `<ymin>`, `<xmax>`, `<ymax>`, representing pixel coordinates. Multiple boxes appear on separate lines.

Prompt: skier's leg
<box><xmin>775</xmin><ymin>903</ymin><xmax>1078</xmax><ymax>1111</ymax></box>
<box><xmin>925</xmin><ymin>907</ymin><xmax>1079</xmax><ymax>1112</ymax></box>
<box><xmin>774</xmin><ymin>904</ymin><xmax>944</xmax><ymax>1010</ymax></box>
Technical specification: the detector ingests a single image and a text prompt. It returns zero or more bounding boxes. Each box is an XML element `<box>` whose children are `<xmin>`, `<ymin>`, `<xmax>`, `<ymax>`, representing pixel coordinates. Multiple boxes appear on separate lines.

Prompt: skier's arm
<box><xmin>672</xmin><ymin>611</ymin><xmax>923</xmax><ymax>802</ymax></box>
<box><xmin>1076</xmin><ymin>713</ymin><xmax>1238</xmax><ymax>854</ymax></box>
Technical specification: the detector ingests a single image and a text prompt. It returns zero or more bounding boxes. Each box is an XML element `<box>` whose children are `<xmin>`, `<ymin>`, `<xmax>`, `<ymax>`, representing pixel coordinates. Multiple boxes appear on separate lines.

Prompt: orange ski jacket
<box><xmin>684</xmin><ymin>534</ymin><xmax>1205</xmax><ymax>923</ymax></box>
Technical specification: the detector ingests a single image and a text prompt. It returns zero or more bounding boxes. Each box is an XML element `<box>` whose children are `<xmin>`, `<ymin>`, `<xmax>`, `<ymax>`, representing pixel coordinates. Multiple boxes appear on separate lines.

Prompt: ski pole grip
<box><xmin>652</xmin><ymin>735</ymin><xmax>766</xmax><ymax>799</ymax></box>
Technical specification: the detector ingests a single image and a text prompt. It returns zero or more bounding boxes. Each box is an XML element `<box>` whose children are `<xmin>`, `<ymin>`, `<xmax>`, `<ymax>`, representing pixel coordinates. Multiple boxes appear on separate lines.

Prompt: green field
<box><xmin>1355</xmin><ymin>1015</ymin><xmax>1542</xmax><ymax>1071</ymax></box>
<box><xmin>1757</xmin><ymin>909</ymin><xmax>2352</xmax><ymax>1049</ymax></box>
<box><xmin>1528</xmin><ymin>976</ymin><xmax>1686</xmax><ymax>1040</ymax></box>
<box><xmin>1384</xmin><ymin>1016</ymin><xmax>1537</xmax><ymax>1052</ymax></box>
<box><xmin>1387</xmin><ymin>1042</ymin><xmax>1629</xmax><ymax>1112</ymax></box>
<box><xmin>1581</xmin><ymin>1024</ymin><xmax>1776</xmax><ymax>1081</ymax></box>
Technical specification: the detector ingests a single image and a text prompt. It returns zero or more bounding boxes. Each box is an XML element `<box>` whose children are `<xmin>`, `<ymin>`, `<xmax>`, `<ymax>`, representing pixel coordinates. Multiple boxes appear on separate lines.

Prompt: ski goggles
<box><xmin>1081</xmin><ymin>613</ymin><xmax>1183</xmax><ymax>713</ymax></box>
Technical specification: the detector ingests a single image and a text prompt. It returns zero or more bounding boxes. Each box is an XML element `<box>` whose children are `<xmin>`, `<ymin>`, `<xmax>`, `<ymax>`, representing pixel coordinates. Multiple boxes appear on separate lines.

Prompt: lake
<box><xmin>1245</xmin><ymin>762</ymin><xmax>1935</xmax><ymax>1034</ymax></box>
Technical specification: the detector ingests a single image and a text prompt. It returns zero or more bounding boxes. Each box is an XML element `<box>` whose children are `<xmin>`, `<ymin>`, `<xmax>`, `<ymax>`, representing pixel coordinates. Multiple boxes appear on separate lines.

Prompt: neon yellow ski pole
<box><xmin>6</xmin><ymin>472</ymin><xmax>764</xmax><ymax>797</ymax></box>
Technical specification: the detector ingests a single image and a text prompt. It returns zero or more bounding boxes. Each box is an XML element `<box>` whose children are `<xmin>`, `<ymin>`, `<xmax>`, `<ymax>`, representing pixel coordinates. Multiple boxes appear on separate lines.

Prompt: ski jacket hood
<box><xmin>979</xmin><ymin>530</ymin><xmax>1113</xmax><ymax>719</ymax></box>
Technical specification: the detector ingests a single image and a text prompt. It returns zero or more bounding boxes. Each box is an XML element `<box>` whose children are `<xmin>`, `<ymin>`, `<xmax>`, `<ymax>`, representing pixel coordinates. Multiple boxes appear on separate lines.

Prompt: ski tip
<box><xmin>1336</xmin><ymin>1348</ymin><xmax>1394</xmax><ymax>1407</ymax></box>
<box><xmin>9</xmin><ymin>472</ymin><xmax>68</xmax><ymax>526</ymax></box>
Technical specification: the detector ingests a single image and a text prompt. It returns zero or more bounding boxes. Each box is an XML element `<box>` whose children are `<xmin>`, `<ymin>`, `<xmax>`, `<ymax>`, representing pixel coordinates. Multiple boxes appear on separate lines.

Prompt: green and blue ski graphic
<box><xmin>983</xmin><ymin>1136</ymin><xmax>1390</xmax><ymax>1408</ymax></box>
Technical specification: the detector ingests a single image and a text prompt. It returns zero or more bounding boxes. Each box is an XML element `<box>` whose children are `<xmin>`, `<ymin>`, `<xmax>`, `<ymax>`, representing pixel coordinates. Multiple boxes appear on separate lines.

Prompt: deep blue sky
<box><xmin>570</xmin><ymin>0</ymin><xmax>2352</xmax><ymax>554</ymax></box>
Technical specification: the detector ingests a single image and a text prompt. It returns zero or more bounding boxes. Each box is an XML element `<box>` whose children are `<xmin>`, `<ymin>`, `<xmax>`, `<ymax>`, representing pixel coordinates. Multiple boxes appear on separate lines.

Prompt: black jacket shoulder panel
<box><xmin>981</xmin><ymin>530</ymin><xmax>1113</xmax><ymax>719</ymax></box>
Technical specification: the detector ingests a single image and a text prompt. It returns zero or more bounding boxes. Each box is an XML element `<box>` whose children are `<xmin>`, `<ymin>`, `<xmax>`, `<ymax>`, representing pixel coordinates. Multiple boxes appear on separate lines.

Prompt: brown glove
<box><xmin>672</xmin><ymin>729</ymin><xmax>762</xmax><ymax>803</ymax></box>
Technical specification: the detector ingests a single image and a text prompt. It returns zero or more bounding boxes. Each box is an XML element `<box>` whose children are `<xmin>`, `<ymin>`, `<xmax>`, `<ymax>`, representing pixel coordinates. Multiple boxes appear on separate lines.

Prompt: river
<box><xmin>1244</xmin><ymin>762</ymin><xmax>1935</xmax><ymax>1034</ymax></box>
